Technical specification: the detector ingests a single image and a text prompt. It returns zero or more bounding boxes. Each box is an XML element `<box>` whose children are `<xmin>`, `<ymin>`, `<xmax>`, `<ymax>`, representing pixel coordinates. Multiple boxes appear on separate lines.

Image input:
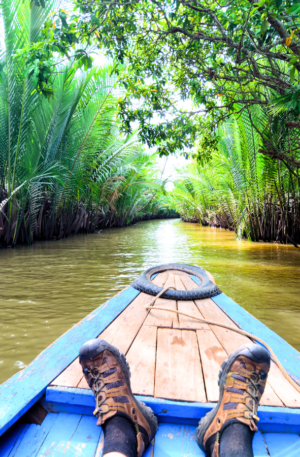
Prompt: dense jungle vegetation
<box><xmin>0</xmin><ymin>1</ymin><xmax>175</xmax><ymax>248</ymax></box>
<box><xmin>1</xmin><ymin>0</ymin><xmax>300</xmax><ymax>246</ymax></box>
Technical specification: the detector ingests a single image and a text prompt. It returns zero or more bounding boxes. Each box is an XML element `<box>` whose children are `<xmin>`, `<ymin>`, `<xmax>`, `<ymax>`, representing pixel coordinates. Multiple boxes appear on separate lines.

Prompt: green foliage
<box><xmin>171</xmin><ymin>107</ymin><xmax>300</xmax><ymax>242</ymax></box>
<box><xmin>0</xmin><ymin>0</ymin><xmax>168</xmax><ymax>247</ymax></box>
<box><xmin>19</xmin><ymin>0</ymin><xmax>300</xmax><ymax>168</ymax></box>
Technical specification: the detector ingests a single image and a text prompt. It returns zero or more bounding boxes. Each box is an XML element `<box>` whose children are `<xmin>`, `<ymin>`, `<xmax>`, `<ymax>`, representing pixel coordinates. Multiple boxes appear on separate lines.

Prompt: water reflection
<box><xmin>0</xmin><ymin>219</ymin><xmax>299</xmax><ymax>384</ymax></box>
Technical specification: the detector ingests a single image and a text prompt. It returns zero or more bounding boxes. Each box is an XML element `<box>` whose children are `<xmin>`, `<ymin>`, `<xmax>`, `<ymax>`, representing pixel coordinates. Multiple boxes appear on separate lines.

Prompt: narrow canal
<box><xmin>0</xmin><ymin>218</ymin><xmax>299</xmax><ymax>384</ymax></box>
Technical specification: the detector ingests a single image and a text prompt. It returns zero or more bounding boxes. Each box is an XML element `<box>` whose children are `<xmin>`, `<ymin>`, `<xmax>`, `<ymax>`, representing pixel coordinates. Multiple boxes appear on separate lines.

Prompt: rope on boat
<box><xmin>145</xmin><ymin>285</ymin><xmax>300</xmax><ymax>395</ymax></box>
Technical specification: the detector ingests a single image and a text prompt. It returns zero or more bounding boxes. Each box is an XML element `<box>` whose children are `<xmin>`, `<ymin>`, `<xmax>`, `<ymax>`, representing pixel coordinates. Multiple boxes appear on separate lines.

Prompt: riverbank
<box><xmin>0</xmin><ymin>219</ymin><xmax>299</xmax><ymax>384</ymax></box>
<box><xmin>180</xmin><ymin>212</ymin><xmax>300</xmax><ymax>247</ymax></box>
<box><xmin>0</xmin><ymin>199</ymin><xmax>178</xmax><ymax>248</ymax></box>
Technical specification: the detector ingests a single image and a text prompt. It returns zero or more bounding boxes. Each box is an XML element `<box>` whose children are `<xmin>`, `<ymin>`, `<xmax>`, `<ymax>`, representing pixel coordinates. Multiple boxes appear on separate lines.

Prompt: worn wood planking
<box><xmin>0</xmin><ymin>423</ymin><xmax>28</xmax><ymax>457</ymax></box>
<box><xmin>167</xmin><ymin>270</ymin><xmax>191</xmax><ymax>279</ymax></box>
<box><xmin>175</xmin><ymin>275</ymin><xmax>210</xmax><ymax>330</ymax></box>
<box><xmin>196</xmin><ymin>298</ymin><xmax>294</xmax><ymax>406</ymax></box>
<box><xmin>52</xmin><ymin>291</ymin><xmax>153</xmax><ymax>389</ymax></box>
<box><xmin>196</xmin><ymin>329</ymin><xmax>227</xmax><ymax>402</ymax></box>
<box><xmin>144</xmin><ymin>273</ymin><xmax>178</xmax><ymax>328</ymax></box>
<box><xmin>53</xmin><ymin>415</ymin><xmax>102</xmax><ymax>456</ymax></box>
<box><xmin>195</xmin><ymin>299</ymin><xmax>283</xmax><ymax>406</ymax></box>
<box><xmin>98</xmin><ymin>292</ymin><xmax>154</xmax><ymax>355</ymax></box>
<box><xmin>44</xmin><ymin>387</ymin><xmax>300</xmax><ymax>432</ymax></box>
<box><xmin>267</xmin><ymin>362</ymin><xmax>300</xmax><ymax>408</ymax></box>
<box><xmin>212</xmin><ymin>293</ymin><xmax>300</xmax><ymax>385</ymax></box>
<box><xmin>144</xmin><ymin>297</ymin><xmax>177</xmax><ymax>328</ymax></box>
<box><xmin>260</xmin><ymin>379</ymin><xmax>284</xmax><ymax>407</ymax></box>
<box><xmin>252</xmin><ymin>431</ymin><xmax>269</xmax><ymax>456</ymax></box>
<box><xmin>0</xmin><ymin>286</ymin><xmax>140</xmax><ymax>437</ymax></box>
<box><xmin>174</xmin><ymin>275</ymin><xmax>186</xmax><ymax>291</ymax></box>
<box><xmin>51</xmin><ymin>273</ymin><xmax>167</xmax><ymax>391</ymax></box>
<box><xmin>51</xmin><ymin>273</ymin><xmax>167</xmax><ymax>390</ymax></box>
<box><xmin>155</xmin><ymin>329</ymin><xmax>206</xmax><ymax>402</ymax></box>
<box><xmin>153</xmin><ymin>422</ymin><xmax>205</xmax><ymax>457</ymax></box>
<box><xmin>152</xmin><ymin>272</ymin><xmax>169</xmax><ymax>287</ymax></box>
<box><xmin>51</xmin><ymin>358</ymin><xmax>83</xmax><ymax>389</ymax></box>
<box><xmin>195</xmin><ymin>298</ymin><xmax>249</xmax><ymax>352</ymax></box>
<box><xmin>37</xmin><ymin>413</ymin><xmax>82</xmax><ymax>455</ymax></box>
<box><xmin>76</xmin><ymin>376</ymin><xmax>89</xmax><ymax>389</ymax></box>
<box><xmin>126</xmin><ymin>325</ymin><xmax>157</xmax><ymax>396</ymax></box>
<box><xmin>179</xmin><ymin>275</ymin><xmax>199</xmax><ymax>291</ymax></box>
<box><xmin>264</xmin><ymin>432</ymin><xmax>300</xmax><ymax>456</ymax></box>
<box><xmin>8</xmin><ymin>413</ymin><xmax>58</xmax><ymax>457</ymax></box>
<box><xmin>178</xmin><ymin>301</ymin><xmax>210</xmax><ymax>330</ymax></box>
<box><xmin>94</xmin><ymin>429</ymin><xmax>104</xmax><ymax>457</ymax></box>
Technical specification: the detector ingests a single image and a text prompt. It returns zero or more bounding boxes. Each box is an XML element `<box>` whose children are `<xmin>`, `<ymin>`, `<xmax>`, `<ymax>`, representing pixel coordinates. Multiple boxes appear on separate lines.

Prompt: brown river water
<box><xmin>0</xmin><ymin>218</ymin><xmax>300</xmax><ymax>384</ymax></box>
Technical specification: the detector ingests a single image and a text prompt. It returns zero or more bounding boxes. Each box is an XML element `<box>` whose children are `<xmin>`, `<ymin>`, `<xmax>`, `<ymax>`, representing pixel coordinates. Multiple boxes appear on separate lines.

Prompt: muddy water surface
<box><xmin>0</xmin><ymin>219</ymin><xmax>299</xmax><ymax>384</ymax></box>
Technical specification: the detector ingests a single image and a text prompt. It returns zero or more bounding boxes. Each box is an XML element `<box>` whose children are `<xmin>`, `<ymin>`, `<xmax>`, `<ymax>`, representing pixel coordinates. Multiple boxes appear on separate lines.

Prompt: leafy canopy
<box><xmin>21</xmin><ymin>0</ymin><xmax>300</xmax><ymax>166</ymax></box>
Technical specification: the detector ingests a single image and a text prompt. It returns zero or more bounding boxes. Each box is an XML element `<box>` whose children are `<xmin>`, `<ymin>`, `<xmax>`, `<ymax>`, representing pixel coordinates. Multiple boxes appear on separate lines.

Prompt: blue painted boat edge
<box><xmin>44</xmin><ymin>386</ymin><xmax>300</xmax><ymax>432</ymax></box>
<box><xmin>190</xmin><ymin>275</ymin><xmax>300</xmax><ymax>384</ymax></box>
<box><xmin>0</xmin><ymin>286</ymin><xmax>140</xmax><ymax>437</ymax></box>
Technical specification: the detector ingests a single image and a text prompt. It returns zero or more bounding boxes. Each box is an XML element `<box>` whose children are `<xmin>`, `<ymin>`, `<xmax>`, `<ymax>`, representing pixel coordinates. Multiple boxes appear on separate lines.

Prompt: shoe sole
<box><xmin>196</xmin><ymin>342</ymin><xmax>270</xmax><ymax>452</ymax></box>
<box><xmin>80</xmin><ymin>339</ymin><xmax>158</xmax><ymax>438</ymax></box>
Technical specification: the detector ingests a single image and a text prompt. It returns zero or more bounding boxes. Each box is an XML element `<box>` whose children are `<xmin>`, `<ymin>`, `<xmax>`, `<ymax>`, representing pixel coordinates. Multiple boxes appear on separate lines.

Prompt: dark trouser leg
<box><xmin>217</xmin><ymin>423</ymin><xmax>254</xmax><ymax>457</ymax></box>
<box><xmin>103</xmin><ymin>415</ymin><xmax>137</xmax><ymax>457</ymax></box>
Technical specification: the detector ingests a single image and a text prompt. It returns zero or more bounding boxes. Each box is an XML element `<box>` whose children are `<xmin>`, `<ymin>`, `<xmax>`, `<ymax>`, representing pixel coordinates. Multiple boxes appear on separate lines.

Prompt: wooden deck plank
<box><xmin>52</xmin><ymin>273</ymin><xmax>167</xmax><ymax>390</ymax></box>
<box><xmin>267</xmin><ymin>363</ymin><xmax>300</xmax><ymax>408</ymax></box>
<box><xmin>52</xmin><ymin>415</ymin><xmax>102</xmax><ymax>457</ymax></box>
<box><xmin>195</xmin><ymin>298</ymin><xmax>249</xmax><ymax>352</ymax></box>
<box><xmin>194</xmin><ymin>299</ymin><xmax>283</xmax><ymax>407</ymax></box>
<box><xmin>37</xmin><ymin>413</ymin><xmax>83</xmax><ymax>455</ymax></box>
<box><xmin>179</xmin><ymin>275</ymin><xmax>199</xmax><ymax>290</ymax></box>
<box><xmin>178</xmin><ymin>301</ymin><xmax>210</xmax><ymax>330</ymax></box>
<box><xmin>174</xmin><ymin>275</ymin><xmax>185</xmax><ymax>291</ymax></box>
<box><xmin>0</xmin><ymin>286</ymin><xmax>140</xmax><ymax>437</ymax></box>
<box><xmin>155</xmin><ymin>329</ymin><xmax>206</xmax><ymax>402</ymax></box>
<box><xmin>52</xmin><ymin>292</ymin><xmax>154</xmax><ymax>389</ymax></box>
<box><xmin>51</xmin><ymin>358</ymin><xmax>83</xmax><ymax>389</ymax></box>
<box><xmin>77</xmin><ymin>375</ymin><xmax>89</xmax><ymax>389</ymax></box>
<box><xmin>264</xmin><ymin>432</ymin><xmax>300</xmax><ymax>456</ymax></box>
<box><xmin>145</xmin><ymin>273</ymin><xmax>177</xmax><ymax>328</ymax></box>
<box><xmin>152</xmin><ymin>272</ymin><xmax>168</xmax><ymax>287</ymax></box>
<box><xmin>153</xmin><ymin>422</ymin><xmax>205</xmax><ymax>457</ymax></box>
<box><xmin>0</xmin><ymin>423</ymin><xmax>28</xmax><ymax>457</ymax></box>
<box><xmin>126</xmin><ymin>325</ymin><xmax>157</xmax><ymax>397</ymax></box>
<box><xmin>196</xmin><ymin>329</ymin><xmax>227</xmax><ymax>402</ymax></box>
<box><xmin>253</xmin><ymin>431</ymin><xmax>269</xmax><ymax>456</ymax></box>
<box><xmin>176</xmin><ymin>274</ymin><xmax>210</xmax><ymax>330</ymax></box>
<box><xmin>260</xmin><ymin>378</ymin><xmax>284</xmax><ymax>407</ymax></box>
<box><xmin>100</xmin><ymin>292</ymin><xmax>153</xmax><ymax>355</ymax></box>
<box><xmin>212</xmin><ymin>293</ymin><xmax>300</xmax><ymax>386</ymax></box>
<box><xmin>94</xmin><ymin>430</ymin><xmax>104</xmax><ymax>457</ymax></box>
<box><xmin>9</xmin><ymin>413</ymin><xmax>58</xmax><ymax>457</ymax></box>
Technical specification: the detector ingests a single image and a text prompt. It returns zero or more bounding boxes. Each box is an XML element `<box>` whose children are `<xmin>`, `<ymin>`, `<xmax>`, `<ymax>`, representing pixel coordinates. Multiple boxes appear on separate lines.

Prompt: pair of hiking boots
<box><xmin>79</xmin><ymin>339</ymin><xmax>271</xmax><ymax>457</ymax></box>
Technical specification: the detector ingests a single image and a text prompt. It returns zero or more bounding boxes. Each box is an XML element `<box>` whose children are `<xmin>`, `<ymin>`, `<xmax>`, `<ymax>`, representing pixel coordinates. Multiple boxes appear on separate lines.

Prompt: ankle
<box><xmin>219</xmin><ymin>423</ymin><xmax>254</xmax><ymax>457</ymax></box>
<box><xmin>103</xmin><ymin>415</ymin><xmax>137</xmax><ymax>457</ymax></box>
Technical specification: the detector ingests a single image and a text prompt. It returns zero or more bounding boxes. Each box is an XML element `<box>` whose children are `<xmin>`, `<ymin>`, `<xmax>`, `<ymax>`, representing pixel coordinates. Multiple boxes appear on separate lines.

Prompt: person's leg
<box><xmin>79</xmin><ymin>339</ymin><xmax>157</xmax><ymax>457</ymax></box>
<box><xmin>196</xmin><ymin>343</ymin><xmax>271</xmax><ymax>457</ymax></box>
<box><xmin>102</xmin><ymin>415</ymin><xmax>137</xmax><ymax>457</ymax></box>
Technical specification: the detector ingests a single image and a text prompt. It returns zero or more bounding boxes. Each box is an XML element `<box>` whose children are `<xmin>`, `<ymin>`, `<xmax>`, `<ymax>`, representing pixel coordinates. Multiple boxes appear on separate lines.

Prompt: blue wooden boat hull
<box><xmin>1</xmin><ymin>273</ymin><xmax>300</xmax><ymax>456</ymax></box>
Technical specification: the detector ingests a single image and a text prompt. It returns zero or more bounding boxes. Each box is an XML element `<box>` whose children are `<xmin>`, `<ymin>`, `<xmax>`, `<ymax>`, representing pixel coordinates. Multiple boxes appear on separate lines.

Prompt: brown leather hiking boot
<box><xmin>196</xmin><ymin>343</ymin><xmax>271</xmax><ymax>457</ymax></box>
<box><xmin>79</xmin><ymin>339</ymin><xmax>158</xmax><ymax>457</ymax></box>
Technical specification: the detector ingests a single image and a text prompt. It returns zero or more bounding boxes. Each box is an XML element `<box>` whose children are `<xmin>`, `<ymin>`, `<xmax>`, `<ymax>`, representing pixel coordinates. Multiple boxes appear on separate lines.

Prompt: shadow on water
<box><xmin>0</xmin><ymin>218</ymin><xmax>299</xmax><ymax>383</ymax></box>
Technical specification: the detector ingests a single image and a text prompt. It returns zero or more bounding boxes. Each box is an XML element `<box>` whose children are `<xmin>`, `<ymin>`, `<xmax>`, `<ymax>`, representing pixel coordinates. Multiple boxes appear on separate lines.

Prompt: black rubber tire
<box><xmin>131</xmin><ymin>263</ymin><xmax>221</xmax><ymax>300</ymax></box>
